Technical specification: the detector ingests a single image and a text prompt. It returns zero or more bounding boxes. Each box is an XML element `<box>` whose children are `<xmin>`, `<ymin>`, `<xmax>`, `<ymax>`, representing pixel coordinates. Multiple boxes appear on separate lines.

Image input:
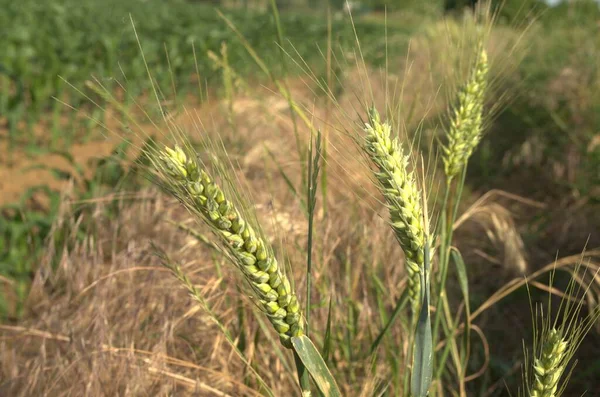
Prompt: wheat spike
<box><xmin>157</xmin><ymin>145</ymin><xmax>304</xmax><ymax>348</ymax></box>
<box><xmin>443</xmin><ymin>46</ymin><xmax>489</xmax><ymax>180</ymax></box>
<box><xmin>530</xmin><ymin>328</ymin><xmax>568</xmax><ymax>397</ymax></box>
<box><xmin>364</xmin><ymin>108</ymin><xmax>427</xmax><ymax>316</ymax></box>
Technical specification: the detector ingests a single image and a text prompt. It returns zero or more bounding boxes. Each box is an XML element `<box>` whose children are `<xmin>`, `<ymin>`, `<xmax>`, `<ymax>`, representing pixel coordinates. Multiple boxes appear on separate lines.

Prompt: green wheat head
<box><xmin>523</xmin><ymin>261</ymin><xmax>600</xmax><ymax>397</ymax></box>
<box><xmin>443</xmin><ymin>46</ymin><xmax>489</xmax><ymax>180</ymax></box>
<box><xmin>364</xmin><ymin>108</ymin><xmax>427</xmax><ymax>316</ymax></box>
<box><xmin>530</xmin><ymin>328</ymin><xmax>568</xmax><ymax>397</ymax></box>
<box><xmin>157</xmin><ymin>145</ymin><xmax>304</xmax><ymax>348</ymax></box>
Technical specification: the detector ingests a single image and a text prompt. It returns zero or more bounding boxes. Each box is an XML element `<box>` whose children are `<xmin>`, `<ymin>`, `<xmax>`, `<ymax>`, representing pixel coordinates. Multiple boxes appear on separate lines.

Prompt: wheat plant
<box><xmin>530</xmin><ymin>328</ymin><xmax>568</xmax><ymax>397</ymax></box>
<box><xmin>155</xmin><ymin>145</ymin><xmax>304</xmax><ymax>347</ymax></box>
<box><xmin>145</xmin><ymin>143</ymin><xmax>334</xmax><ymax>395</ymax></box>
<box><xmin>136</xmin><ymin>130</ymin><xmax>341</xmax><ymax>395</ymax></box>
<box><xmin>521</xmin><ymin>262</ymin><xmax>600</xmax><ymax>397</ymax></box>
<box><xmin>364</xmin><ymin>107</ymin><xmax>428</xmax><ymax>318</ymax></box>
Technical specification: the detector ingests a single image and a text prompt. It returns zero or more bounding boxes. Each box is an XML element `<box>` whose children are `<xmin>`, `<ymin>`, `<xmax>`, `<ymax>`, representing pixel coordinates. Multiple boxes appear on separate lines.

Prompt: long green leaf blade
<box><xmin>451</xmin><ymin>249</ymin><xmax>469</xmax><ymax>314</ymax></box>
<box><xmin>411</xmin><ymin>242</ymin><xmax>433</xmax><ymax>397</ymax></box>
<box><xmin>323</xmin><ymin>297</ymin><xmax>334</xmax><ymax>363</ymax></box>
<box><xmin>451</xmin><ymin>248</ymin><xmax>471</xmax><ymax>369</ymax></box>
<box><xmin>292</xmin><ymin>335</ymin><xmax>341</xmax><ymax>397</ymax></box>
<box><xmin>370</xmin><ymin>287</ymin><xmax>410</xmax><ymax>355</ymax></box>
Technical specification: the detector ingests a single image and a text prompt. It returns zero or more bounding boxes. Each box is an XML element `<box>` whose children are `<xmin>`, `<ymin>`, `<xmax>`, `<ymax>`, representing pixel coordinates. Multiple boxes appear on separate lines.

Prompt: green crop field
<box><xmin>0</xmin><ymin>0</ymin><xmax>421</xmax><ymax>150</ymax></box>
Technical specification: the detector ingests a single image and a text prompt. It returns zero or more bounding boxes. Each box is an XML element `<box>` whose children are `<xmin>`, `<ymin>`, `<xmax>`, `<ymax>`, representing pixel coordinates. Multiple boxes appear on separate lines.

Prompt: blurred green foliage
<box><xmin>0</xmin><ymin>187</ymin><xmax>61</xmax><ymax>318</ymax></box>
<box><xmin>442</xmin><ymin>0</ymin><xmax>546</xmax><ymax>22</ymax></box>
<box><xmin>0</xmin><ymin>139</ymin><xmax>155</xmax><ymax>318</ymax></box>
<box><xmin>0</xmin><ymin>0</ymin><xmax>414</xmax><ymax>146</ymax></box>
<box><xmin>363</xmin><ymin>0</ymin><xmax>442</xmax><ymax>12</ymax></box>
<box><xmin>470</xmin><ymin>0</ymin><xmax>600</xmax><ymax>203</ymax></box>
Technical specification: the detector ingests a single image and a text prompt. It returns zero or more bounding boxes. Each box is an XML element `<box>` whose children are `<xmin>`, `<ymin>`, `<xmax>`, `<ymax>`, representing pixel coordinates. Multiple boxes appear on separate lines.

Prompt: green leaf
<box><xmin>291</xmin><ymin>335</ymin><xmax>341</xmax><ymax>397</ymax></box>
<box><xmin>411</xmin><ymin>242</ymin><xmax>433</xmax><ymax>397</ymax></box>
<box><xmin>451</xmin><ymin>248</ymin><xmax>470</xmax><ymax>372</ymax></box>
<box><xmin>322</xmin><ymin>297</ymin><xmax>333</xmax><ymax>363</ymax></box>
<box><xmin>451</xmin><ymin>249</ymin><xmax>469</xmax><ymax>315</ymax></box>
<box><xmin>370</xmin><ymin>286</ymin><xmax>410</xmax><ymax>355</ymax></box>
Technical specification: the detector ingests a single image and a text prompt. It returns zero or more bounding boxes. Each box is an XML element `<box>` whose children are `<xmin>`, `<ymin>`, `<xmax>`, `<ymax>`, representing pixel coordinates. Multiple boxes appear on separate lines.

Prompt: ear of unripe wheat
<box><xmin>158</xmin><ymin>145</ymin><xmax>304</xmax><ymax>348</ymax></box>
<box><xmin>443</xmin><ymin>46</ymin><xmax>489</xmax><ymax>180</ymax></box>
<box><xmin>364</xmin><ymin>108</ymin><xmax>427</xmax><ymax>316</ymax></box>
<box><xmin>530</xmin><ymin>328</ymin><xmax>568</xmax><ymax>397</ymax></box>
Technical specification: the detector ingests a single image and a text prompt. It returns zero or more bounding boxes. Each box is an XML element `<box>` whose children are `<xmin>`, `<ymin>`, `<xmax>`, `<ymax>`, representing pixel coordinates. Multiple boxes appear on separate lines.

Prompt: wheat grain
<box><xmin>364</xmin><ymin>108</ymin><xmax>427</xmax><ymax>316</ymax></box>
<box><xmin>157</xmin><ymin>145</ymin><xmax>304</xmax><ymax>348</ymax></box>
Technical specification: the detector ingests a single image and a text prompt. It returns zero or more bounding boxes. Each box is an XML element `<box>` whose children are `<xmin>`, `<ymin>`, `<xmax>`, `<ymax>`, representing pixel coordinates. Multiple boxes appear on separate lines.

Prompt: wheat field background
<box><xmin>2</xmin><ymin>1</ymin><xmax>600</xmax><ymax>396</ymax></box>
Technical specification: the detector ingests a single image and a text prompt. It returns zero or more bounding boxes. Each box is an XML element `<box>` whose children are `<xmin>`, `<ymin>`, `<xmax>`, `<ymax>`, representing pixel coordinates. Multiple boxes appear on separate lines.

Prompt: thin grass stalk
<box><xmin>443</xmin><ymin>289</ymin><xmax>467</xmax><ymax>396</ymax></box>
<box><xmin>434</xmin><ymin>312</ymin><xmax>456</xmax><ymax>381</ymax></box>
<box><xmin>432</xmin><ymin>180</ymin><xmax>452</xmax><ymax>348</ymax></box>
<box><xmin>321</xmin><ymin>6</ymin><xmax>333</xmax><ymax>217</ymax></box>
<box><xmin>305</xmin><ymin>131</ymin><xmax>322</xmax><ymax>336</ymax></box>
<box><xmin>369</xmin><ymin>289</ymin><xmax>410</xmax><ymax>355</ymax></box>
<box><xmin>153</xmin><ymin>248</ymin><xmax>275</xmax><ymax>397</ymax></box>
<box><xmin>434</xmin><ymin>270</ymin><xmax>470</xmax><ymax>389</ymax></box>
<box><xmin>299</xmin><ymin>132</ymin><xmax>322</xmax><ymax>397</ymax></box>
<box><xmin>268</xmin><ymin>0</ymin><xmax>307</xmax><ymax>192</ymax></box>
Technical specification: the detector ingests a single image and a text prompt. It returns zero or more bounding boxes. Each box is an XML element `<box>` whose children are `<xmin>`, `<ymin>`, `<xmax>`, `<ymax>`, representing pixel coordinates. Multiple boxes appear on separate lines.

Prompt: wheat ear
<box><xmin>364</xmin><ymin>108</ymin><xmax>427</xmax><ymax>316</ymax></box>
<box><xmin>157</xmin><ymin>145</ymin><xmax>303</xmax><ymax>348</ymax></box>
<box><xmin>530</xmin><ymin>328</ymin><xmax>568</xmax><ymax>397</ymax></box>
<box><xmin>443</xmin><ymin>46</ymin><xmax>489</xmax><ymax>180</ymax></box>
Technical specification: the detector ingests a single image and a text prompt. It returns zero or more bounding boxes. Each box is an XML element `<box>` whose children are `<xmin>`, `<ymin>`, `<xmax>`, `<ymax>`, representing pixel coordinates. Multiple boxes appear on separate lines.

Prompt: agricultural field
<box><xmin>2</xmin><ymin>0</ymin><xmax>600</xmax><ymax>396</ymax></box>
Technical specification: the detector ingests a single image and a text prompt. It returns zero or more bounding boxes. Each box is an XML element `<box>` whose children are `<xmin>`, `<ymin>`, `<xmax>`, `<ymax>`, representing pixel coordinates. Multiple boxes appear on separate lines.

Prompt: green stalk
<box><xmin>369</xmin><ymin>289</ymin><xmax>410</xmax><ymax>355</ymax></box>
<box><xmin>268</xmin><ymin>0</ymin><xmax>306</xmax><ymax>193</ymax></box>
<box><xmin>306</xmin><ymin>131</ymin><xmax>322</xmax><ymax>337</ymax></box>
<box><xmin>306</xmin><ymin>139</ymin><xmax>314</xmax><ymax>335</ymax></box>
<box><xmin>433</xmin><ymin>166</ymin><xmax>467</xmax><ymax>372</ymax></box>
<box><xmin>302</xmin><ymin>131</ymin><xmax>322</xmax><ymax>396</ymax></box>
<box><xmin>434</xmin><ymin>312</ymin><xmax>456</xmax><ymax>380</ymax></box>
<box><xmin>432</xmin><ymin>182</ymin><xmax>451</xmax><ymax>345</ymax></box>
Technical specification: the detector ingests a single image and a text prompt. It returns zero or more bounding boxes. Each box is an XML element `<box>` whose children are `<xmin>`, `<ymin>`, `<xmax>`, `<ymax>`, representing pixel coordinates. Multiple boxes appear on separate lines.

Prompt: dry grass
<box><xmin>0</xmin><ymin>85</ymin><xmax>407</xmax><ymax>395</ymax></box>
<box><xmin>1</xmin><ymin>197</ymin><xmax>274</xmax><ymax>396</ymax></box>
<box><xmin>2</xmin><ymin>89</ymin><xmax>597</xmax><ymax>394</ymax></box>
